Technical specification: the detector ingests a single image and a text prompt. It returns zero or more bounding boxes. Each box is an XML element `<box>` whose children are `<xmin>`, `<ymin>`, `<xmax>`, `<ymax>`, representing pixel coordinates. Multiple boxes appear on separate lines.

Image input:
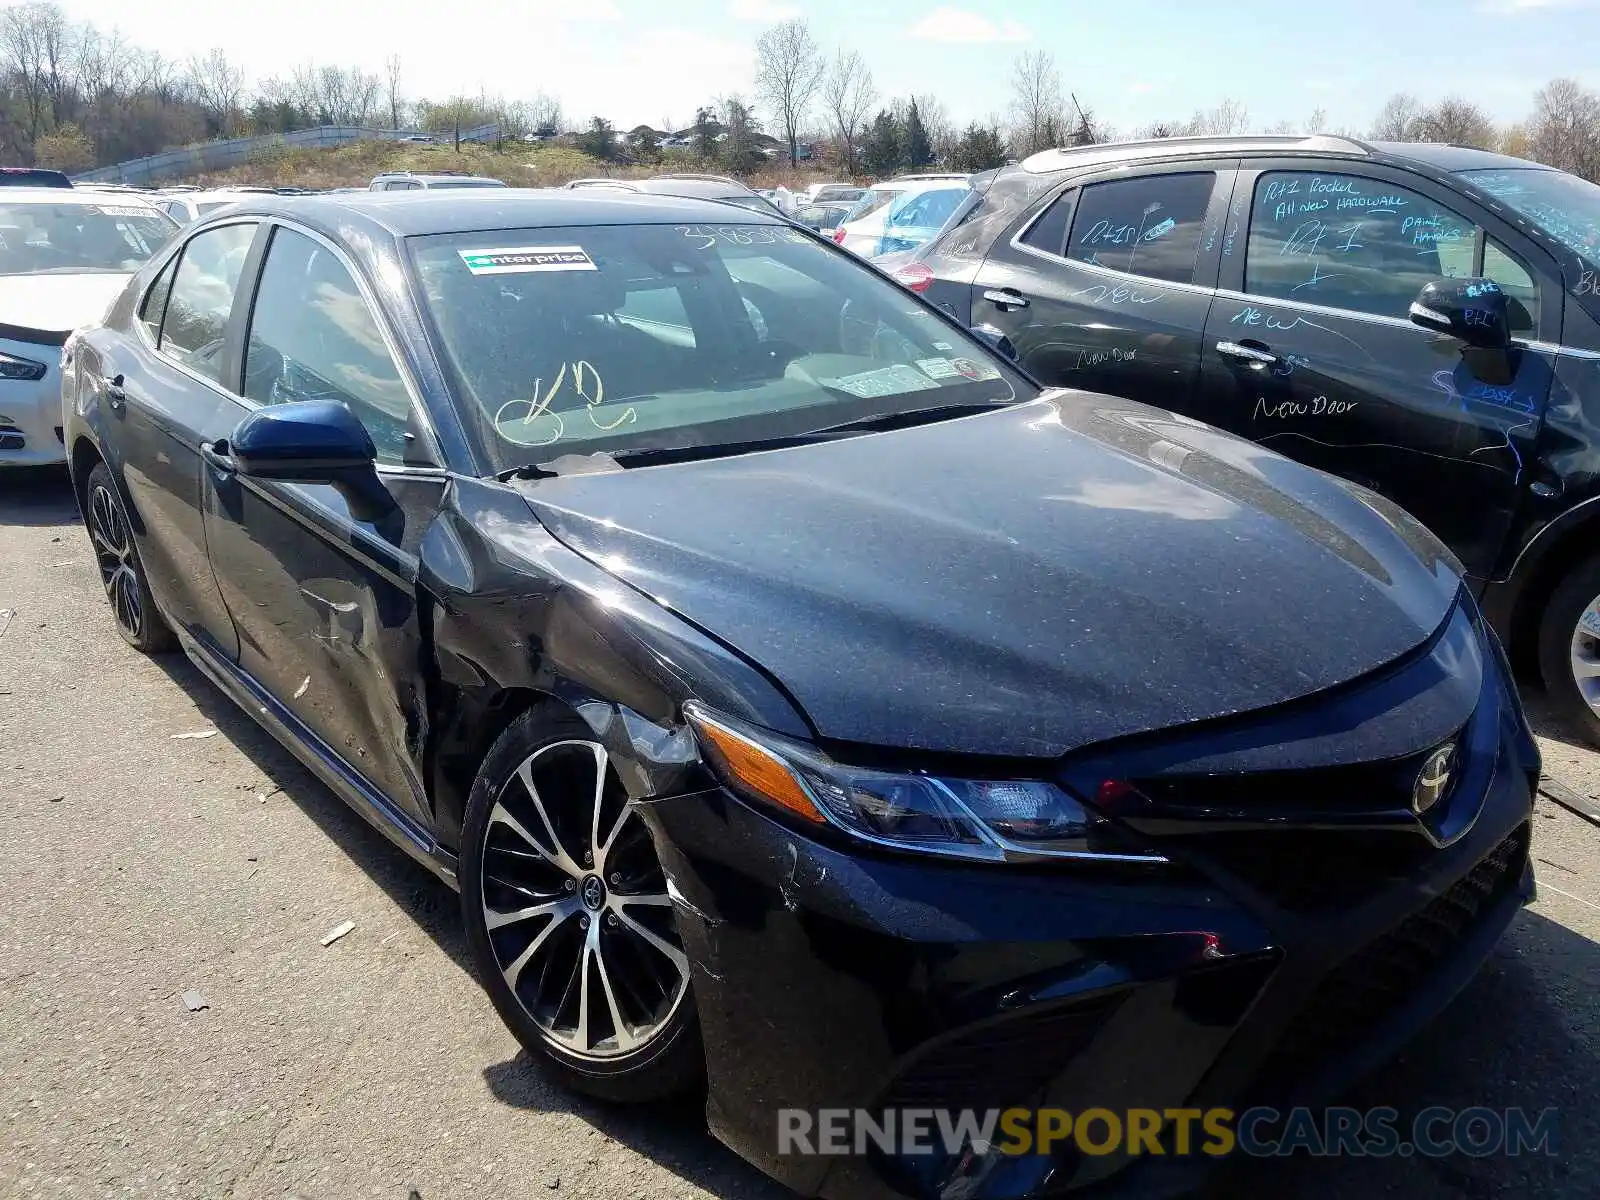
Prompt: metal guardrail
<box><xmin>73</xmin><ymin>123</ymin><xmax>505</xmax><ymax>185</ymax></box>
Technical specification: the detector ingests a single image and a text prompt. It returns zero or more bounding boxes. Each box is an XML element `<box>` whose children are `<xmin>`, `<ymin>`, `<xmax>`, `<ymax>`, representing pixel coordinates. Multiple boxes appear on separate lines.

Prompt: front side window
<box><xmin>409</xmin><ymin>222</ymin><xmax>1029</xmax><ymax>472</ymax></box>
<box><xmin>1483</xmin><ymin>239</ymin><xmax>1540</xmax><ymax>333</ymax></box>
<box><xmin>243</xmin><ymin>227</ymin><xmax>413</xmax><ymax>464</ymax></box>
<box><xmin>1064</xmin><ymin>173</ymin><xmax>1216</xmax><ymax>284</ymax></box>
<box><xmin>0</xmin><ymin>201</ymin><xmax>175</xmax><ymax>276</ymax></box>
<box><xmin>1245</xmin><ymin>171</ymin><xmax>1475</xmax><ymax>319</ymax></box>
<box><xmin>139</xmin><ymin>255</ymin><xmax>178</xmax><ymax>341</ymax></box>
<box><xmin>160</xmin><ymin>222</ymin><xmax>256</xmax><ymax>384</ymax></box>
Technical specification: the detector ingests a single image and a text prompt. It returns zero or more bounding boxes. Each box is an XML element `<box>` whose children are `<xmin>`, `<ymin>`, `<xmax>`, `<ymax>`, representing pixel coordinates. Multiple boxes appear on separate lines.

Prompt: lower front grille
<box><xmin>879</xmin><ymin>994</ymin><xmax>1123</xmax><ymax>1113</ymax></box>
<box><xmin>1254</xmin><ymin>823</ymin><xmax>1528</xmax><ymax>1092</ymax></box>
<box><xmin>0</xmin><ymin>430</ymin><xmax>24</xmax><ymax>450</ymax></box>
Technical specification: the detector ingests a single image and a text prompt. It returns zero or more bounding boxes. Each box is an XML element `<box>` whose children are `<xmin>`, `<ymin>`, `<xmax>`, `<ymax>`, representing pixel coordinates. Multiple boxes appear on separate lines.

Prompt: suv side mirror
<box><xmin>230</xmin><ymin>400</ymin><xmax>377</xmax><ymax>481</ymax></box>
<box><xmin>969</xmin><ymin>324</ymin><xmax>1017</xmax><ymax>361</ymax></box>
<box><xmin>1409</xmin><ymin>278</ymin><xmax>1512</xmax><ymax>351</ymax></box>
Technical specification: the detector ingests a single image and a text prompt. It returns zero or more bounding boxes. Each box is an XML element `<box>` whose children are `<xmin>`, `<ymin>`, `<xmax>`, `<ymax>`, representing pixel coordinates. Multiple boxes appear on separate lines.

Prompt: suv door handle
<box><xmin>104</xmin><ymin>374</ymin><xmax>126</xmax><ymax>411</ymax></box>
<box><xmin>983</xmin><ymin>288</ymin><xmax>1030</xmax><ymax>311</ymax></box>
<box><xmin>1215</xmin><ymin>340</ymin><xmax>1279</xmax><ymax>366</ymax></box>
<box><xmin>200</xmin><ymin>439</ymin><xmax>236</xmax><ymax>475</ymax></box>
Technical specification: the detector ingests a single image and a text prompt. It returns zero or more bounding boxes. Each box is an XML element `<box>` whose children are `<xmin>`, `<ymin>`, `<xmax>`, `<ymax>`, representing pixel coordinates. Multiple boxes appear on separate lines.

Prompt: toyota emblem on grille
<box><xmin>1413</xmin><ymin>744</ymin><xmax>1457</xmax><ymax>815</ymax></box>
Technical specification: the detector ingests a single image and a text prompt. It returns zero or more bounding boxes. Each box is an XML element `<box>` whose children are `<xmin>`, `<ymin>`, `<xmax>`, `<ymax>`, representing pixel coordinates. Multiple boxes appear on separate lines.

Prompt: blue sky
<box><xmin>62</xmin><ymin>0</ymin><xmax>1600</xmax><ymax>135</ymax></box>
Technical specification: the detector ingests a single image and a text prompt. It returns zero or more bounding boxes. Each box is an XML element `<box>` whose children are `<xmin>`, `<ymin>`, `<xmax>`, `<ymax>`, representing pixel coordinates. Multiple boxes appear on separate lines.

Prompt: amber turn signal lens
<box><xmin>687</xmin><ymin>711</ymin><xmax>826</xmax><ymax>824</ymax></box>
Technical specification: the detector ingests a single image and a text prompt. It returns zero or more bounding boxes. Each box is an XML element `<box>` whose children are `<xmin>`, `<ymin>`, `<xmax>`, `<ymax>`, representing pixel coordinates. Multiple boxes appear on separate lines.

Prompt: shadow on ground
<box><xmin>0</xmin><ymin>464</ymin><xmax>78</xmax><ymax>527</ymax></box>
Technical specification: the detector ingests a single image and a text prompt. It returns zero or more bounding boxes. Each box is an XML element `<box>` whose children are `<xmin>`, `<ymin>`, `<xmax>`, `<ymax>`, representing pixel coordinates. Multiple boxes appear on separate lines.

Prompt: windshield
<box><xmin>1459</xmin><ymin>167</ymin><xmax>1600</xmax><ymax>265</ymax></box>
<box><xmin>0</xmin><ymin>201</ymin><xmax>174</xmax><ymax>275</ymax></box>
<box><xmin>409</xmin><ymin>221</ymin><xmax>1030</xmax><ymax>471</ymax></box>
<box><xmin>717</xmin><ymin>194</ymin><xmax>779</xmax><ymax>213</ymax></box>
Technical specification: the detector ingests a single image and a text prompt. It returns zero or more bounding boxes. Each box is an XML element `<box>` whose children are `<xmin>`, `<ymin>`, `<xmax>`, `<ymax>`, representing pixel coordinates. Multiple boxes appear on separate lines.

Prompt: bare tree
<box><xmin>1008</xmin><ymin>49</ymin><xmax>1064</xmax><ymax>156</ymax></box>
<box><xmin>912</xmin><ymin>92</ymin><xmax>957</xmax><ymax>161</ymax></box>
<box><xmin>1528</xmin><ymin>78</ymin><xmax>1600</xmax><ymax>180</ymax></box>
<box><xmin>821</xmin><ymin>48</ymin><xmax>875</xmax><ymax>174</ymax></box>
<box><xmin>529</xmin><ymin>91</ymin><xmax>564</xmax><ymax>137</ymax></box>
<box><xmin>1370</xmin><ymin>92</ymin><xmax>1424</xmax><ymax>140</ymax></box>
<box><xmin>383</xmin><ymin>54</ymin><xmax>404</xmax><ymax>129</ymax></box>
<box><xmin>1414</xmin><ymin>97</ymin><xmax>1497</xmax><ymax>149</ymax></box>
<box><xmin>1</xmin><ymin>2</ymin><xmax>74</xmax><ymax>141</ymax></box>
<box><xmin>186</xmin><ymin>48</ymin><xmax>245</xmax><ymax>136</ymax></box>
<box><xmin>1189</xmin><ymin>98</ymin><xmax>1250</xmax><ymax>136</ymax></box>
<box><xmin>755</xmin><ymin>18</ymin><xmax>824</xmax><ymax>167</ymax></box>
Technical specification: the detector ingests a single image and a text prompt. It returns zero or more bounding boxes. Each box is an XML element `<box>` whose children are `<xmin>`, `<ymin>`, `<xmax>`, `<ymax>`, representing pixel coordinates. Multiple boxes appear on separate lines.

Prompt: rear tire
<box><xmin>460</xmin><ymin>706</ymin><xmax>704</xmax><ymax>1103</ymax></box>
<box><xmin>83</xmin><ymin>462</ymin><xmax>175</xmax><ymax>654</ymax></box>
<box><xmin>1537</xmin><ymin>554</ymin><xmax>1600</xmax><ymax>748</ymax></box>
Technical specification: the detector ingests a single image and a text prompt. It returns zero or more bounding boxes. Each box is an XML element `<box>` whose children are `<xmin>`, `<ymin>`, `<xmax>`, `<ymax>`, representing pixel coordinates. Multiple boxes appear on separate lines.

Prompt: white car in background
<box><xmin>0</xmin><ymin>189</ymin><xmax>175</xmax><ymax>467</ymax></box>
<box><xmin>831</xmin><ymin>174</ymin><xmax>971</xmax><ymax>260</ymax></box>
<box><xmin>157</xmin><ymin>188</ymin><xmax>278</xmax><ymax>223</ymax></box>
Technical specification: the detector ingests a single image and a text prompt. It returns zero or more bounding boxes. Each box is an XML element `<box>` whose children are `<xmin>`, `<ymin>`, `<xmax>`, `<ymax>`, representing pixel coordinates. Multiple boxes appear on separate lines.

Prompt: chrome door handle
<box><xmin>200</xmin><ymin>440</ymin><xmax>236</xmax><ymax>474</ymax></box>
<box><xmin>1215</xmin><ymin>340</ymin><xmax>1278</xmax><ymax>366</ymax></box>
<box><xmin>104</xmin><ymin>374</ymin><xmax>126</xmax><ymax>411</ymax></box>
<box><xmin>983</xmin><ymin>288</ymin><xmax>1030</xmax><ymax>311</ymax></box>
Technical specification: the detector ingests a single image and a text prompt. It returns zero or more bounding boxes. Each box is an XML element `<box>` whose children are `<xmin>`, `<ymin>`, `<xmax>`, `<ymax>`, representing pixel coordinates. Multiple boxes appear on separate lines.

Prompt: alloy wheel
<box><xmin>88</xmin><ymin>483</ymin><xmax>142</xmax><ymax>640</ymax></box>
<box><xmin>1571</xmin><ymin>594</ymin><xmax>1600</xmax><ymax>717</ymax></box>
<box><xmin>480</xmin><ymin>739</ymin><xmax>689</xmax><ymax>1061</ymax></box>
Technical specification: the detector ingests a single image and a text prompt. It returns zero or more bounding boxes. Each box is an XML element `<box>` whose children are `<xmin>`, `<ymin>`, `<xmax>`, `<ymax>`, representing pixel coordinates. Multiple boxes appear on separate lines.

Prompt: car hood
<box><xmin>0</xmin><ymin>272</ymin><xmax>130</xmax><ymax>335</ymax></box>
<box><xmin>520</xmin><ymin>393</ymin><xmax>1462</xmax><ymax>758</ymax></box>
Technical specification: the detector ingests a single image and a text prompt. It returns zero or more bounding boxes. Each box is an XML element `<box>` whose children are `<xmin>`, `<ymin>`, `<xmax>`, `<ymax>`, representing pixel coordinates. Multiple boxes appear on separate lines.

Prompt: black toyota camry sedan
<box><xmin>62</xmin><ymin>190</ymin><xmax>1537</xmax><ymax>1199</ymax></box>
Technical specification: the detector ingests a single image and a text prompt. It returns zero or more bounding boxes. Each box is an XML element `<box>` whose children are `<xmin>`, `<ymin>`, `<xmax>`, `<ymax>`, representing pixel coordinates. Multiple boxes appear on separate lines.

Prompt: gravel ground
<box><xmin>3</xmin><ymin>465</ymin><xmax>1598</xmax><ymax>1200</ymax></box>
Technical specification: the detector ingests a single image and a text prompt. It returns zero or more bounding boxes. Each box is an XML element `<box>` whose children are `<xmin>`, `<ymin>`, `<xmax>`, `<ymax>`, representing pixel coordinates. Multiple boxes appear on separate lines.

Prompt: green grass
<box><xmin>192</xmin><ymin>139</ymin><xmax>840</xmax><ymax>191</ymax></box>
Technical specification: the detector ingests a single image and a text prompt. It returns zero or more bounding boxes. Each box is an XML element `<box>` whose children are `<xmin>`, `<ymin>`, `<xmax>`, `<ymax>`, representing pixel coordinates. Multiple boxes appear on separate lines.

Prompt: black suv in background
<box><xmin>912</xmin><ymin>135</ymin><xmax>1600</xmax><ymax>743</ymax></box>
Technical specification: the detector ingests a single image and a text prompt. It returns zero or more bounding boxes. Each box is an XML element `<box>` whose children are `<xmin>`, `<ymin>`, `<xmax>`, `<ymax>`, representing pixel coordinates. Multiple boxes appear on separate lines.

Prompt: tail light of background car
<box><xmin>832</xmin><ymin>227</ymin><xmax>847</xmax><ymax>244</ymax></box>
<box><xmin>892</xmin><ymin>262</ymin><xmax>935</xmax><ymax>294</ymax></box>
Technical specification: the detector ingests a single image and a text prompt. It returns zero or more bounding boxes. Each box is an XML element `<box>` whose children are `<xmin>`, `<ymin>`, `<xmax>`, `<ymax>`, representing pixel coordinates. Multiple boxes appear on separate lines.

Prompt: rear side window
<box><xmin>846</xmin><ymin>189</ymin><xmax>899</xmax><ymax>225</ymax></box>
<box><xmin>1244</xmin><ymin>171</ymin><xmax>1475</xmax><ymax>319</ymax></box>
<box><xmin>1064</xmin><ymin>173</ymin><xmax>1216</xmax><ymax>284</ymax></box>
<box><xmin>160</xmin><ymin>222</ymin><xmax>256</xmax><ymax>384</ymax></box>
<box><xmin>1020</xmin><ymin>189</ymin><xmax>1076</xmax><ymax>255</ymax></box>
<box><xmin>889</xmin><ymin>187</ymin><xmax>967</xmax><ymax>231</ymax></box>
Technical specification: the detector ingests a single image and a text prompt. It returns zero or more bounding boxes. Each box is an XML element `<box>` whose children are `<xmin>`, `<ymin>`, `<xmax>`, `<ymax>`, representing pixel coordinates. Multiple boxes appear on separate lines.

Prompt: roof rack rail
<box><xmin>654</xmin><ymin>172</ymin><xmax>743</xmax><ymax>187</ymax></box>
<box><xmin>1020</xmin><ymin>134</ymin><xmax>1372</xmax><ymax>173</ymax></box>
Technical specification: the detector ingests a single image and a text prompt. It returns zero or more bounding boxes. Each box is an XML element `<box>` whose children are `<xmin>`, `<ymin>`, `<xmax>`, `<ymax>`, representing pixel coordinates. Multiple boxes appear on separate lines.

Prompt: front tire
<box><xmin>1538</xmin><ymin>554</ymin><xmax>1600</xmax><ymax>748</ymax></box>
<box><xmin>460</xmin><ymin>706</ymin><xmax>703</xmax><ymax>1102</ymax></box>
<box><xmin>83</xmin><ymin>462</ymin><xmax>175</xmax><ymax>654</ymax></box>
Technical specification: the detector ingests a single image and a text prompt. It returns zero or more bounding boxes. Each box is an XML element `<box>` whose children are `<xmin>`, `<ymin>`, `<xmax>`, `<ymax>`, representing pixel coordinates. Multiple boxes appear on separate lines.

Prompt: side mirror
<box><xmin>1409</xmin><ymin>278</ymin><xmax>1512</xmax><ymax>351</ymax></box>
<box><xmin>969</xmin><ymin>323</ymin><xmax>1017</xmax><ymax>362</ymax></box>
<box><xmin>230</xmin><ymin>400</ymin><xmax>377</xmax><ymax>481</ymax></box>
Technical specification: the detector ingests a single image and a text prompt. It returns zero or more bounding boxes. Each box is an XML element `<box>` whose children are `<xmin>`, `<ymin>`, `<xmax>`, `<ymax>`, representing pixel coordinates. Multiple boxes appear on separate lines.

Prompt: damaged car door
<box><xmin>200</xmin><ymin>222</ymin><xmax>443</xmax><ymax>830</ymax></box>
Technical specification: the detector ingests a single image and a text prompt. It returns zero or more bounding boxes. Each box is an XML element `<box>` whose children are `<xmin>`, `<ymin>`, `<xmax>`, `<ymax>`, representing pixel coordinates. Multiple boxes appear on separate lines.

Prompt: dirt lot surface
<box><xmin>3</xmin><ymin>465</ymin><xmax>1598</xmax><ymax>1199</ymax></box>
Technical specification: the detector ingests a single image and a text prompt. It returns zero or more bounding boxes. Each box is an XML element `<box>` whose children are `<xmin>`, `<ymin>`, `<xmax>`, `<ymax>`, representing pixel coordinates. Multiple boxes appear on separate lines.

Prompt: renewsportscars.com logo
<box><xmin>777</xmin><ymin>1106</ymin><xmax>1559</xmax><ymax>1160</ymax></box>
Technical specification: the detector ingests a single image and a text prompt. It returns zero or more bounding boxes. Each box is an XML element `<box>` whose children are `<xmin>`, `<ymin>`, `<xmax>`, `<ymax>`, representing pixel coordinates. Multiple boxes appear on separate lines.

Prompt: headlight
<box><xmin>0</xmin><ymin>350</ymin><xmax>46</xmax><ymax>381</ymax></box>
<box><xmin>684</xmin><ymin>704</ymin><xmax>1165</xmax><ymax>864</ymax></box>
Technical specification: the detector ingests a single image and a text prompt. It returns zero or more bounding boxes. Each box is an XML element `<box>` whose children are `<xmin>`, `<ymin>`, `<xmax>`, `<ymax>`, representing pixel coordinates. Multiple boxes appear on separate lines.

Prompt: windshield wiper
<box><xmin>498</xmin><ymin>399</ymin><xmax>1019</xmax><ymax>480</ymax></box>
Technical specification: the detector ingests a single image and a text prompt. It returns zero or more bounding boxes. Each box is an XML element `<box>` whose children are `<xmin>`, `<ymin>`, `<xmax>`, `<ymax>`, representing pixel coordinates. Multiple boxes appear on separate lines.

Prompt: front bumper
<box><xmin>644</xmin><ymin>605</ymin><xmax>1538</xmax><ymax>1200</ymax></box>
<box><xmin>0</xmin><ymin>344</ymin><xmax>65</xmax><ymax>466</ymax></box>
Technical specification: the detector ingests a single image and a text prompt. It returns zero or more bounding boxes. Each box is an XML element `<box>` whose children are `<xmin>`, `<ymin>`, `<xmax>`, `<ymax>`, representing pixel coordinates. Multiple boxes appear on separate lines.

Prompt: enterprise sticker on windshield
<box><xmin>459</xmin><ymin>245</ymin><xmax>596</xmax><ymax>275</ymax></box>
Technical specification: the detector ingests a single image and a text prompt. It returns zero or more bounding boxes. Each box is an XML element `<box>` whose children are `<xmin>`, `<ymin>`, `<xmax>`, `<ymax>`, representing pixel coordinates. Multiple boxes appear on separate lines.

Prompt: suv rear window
<box><xmin>1064</xmin><ymin>173</ymin><xmax>1216</xmax><ymax>284</ymax></box>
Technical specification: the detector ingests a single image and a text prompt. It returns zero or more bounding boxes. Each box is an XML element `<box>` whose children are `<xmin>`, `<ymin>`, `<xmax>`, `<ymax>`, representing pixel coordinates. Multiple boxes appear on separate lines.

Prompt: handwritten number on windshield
<box><xmin>492</xmin><ymin>361</ymin><xmax>636</xmax><ymax>447</ymax></box>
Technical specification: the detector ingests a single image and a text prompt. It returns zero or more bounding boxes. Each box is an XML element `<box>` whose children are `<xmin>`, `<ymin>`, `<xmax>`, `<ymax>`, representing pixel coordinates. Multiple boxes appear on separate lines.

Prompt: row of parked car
<box><xmin>6</xmin><ymin>133</ymin><xmax>1598</xmax><ymax>1200</ymax></box>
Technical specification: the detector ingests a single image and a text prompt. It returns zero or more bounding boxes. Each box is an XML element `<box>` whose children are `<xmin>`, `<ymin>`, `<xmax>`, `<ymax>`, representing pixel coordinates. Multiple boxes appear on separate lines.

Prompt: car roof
<box><xmin>0</xmin><ymin>187</ymin><xmax>164</xmax><ymax>209</ymax></box>
<box><xmin>1015</xmin><ymin>134</ymin><xmax>1555</xmax><ymax>177</ymax></box>
<box><xmin>196</xmin><ymin>189</ymin><xmax>787</xmax><ymax>241</ymax></box>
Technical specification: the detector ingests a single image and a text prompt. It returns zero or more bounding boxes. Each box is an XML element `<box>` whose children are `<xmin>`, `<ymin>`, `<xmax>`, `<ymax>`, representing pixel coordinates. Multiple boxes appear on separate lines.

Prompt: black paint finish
<box><xmin>523</xmin><ymin>394</ymin><xmax>1459</xmax><ymax>757</ymax></box>
<box><xmin>62</xmin><ymin>189</ymin><xmax>1539</xmax><ymax>1200</ymax></box>
<box><xmin>932</xmin><ymin>140</ymin><xmax>1600</xmax><ymax>696</ymax></box>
